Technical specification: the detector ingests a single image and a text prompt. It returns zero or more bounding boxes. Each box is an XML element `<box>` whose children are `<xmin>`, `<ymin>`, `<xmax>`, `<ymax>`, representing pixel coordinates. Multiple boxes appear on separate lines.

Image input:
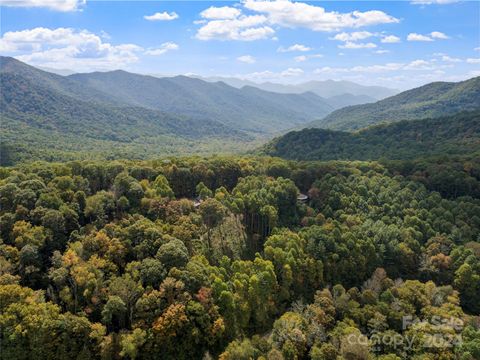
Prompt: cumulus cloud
<box><xmin>294</xmin><ymin>53</ymin><xmax>323</xmax><ymax>62</ymax></box>
<box><xmin>280</xmin><ymin>67</ymin><xmax>304</xmax><ymax>76</ymax></box>
<box><xmin>331</xmin><ymin>31</ymin><xmax>402</xmax><ymax>49</ymax></box>
<box><xmin>0</xmin><ymin>0</ymin><xmax>85</xmax><ymax>12</ymax></box>
<box><xmin>195</xmin><ymin>14</ymin><xmax>274</xmax><ymax>41</ymax></box>
<box><xmin>243</xmin><ymin>0</ymin><xmax>399</xmax><ymax>32</ymax></box>
<box><xmin>381</xmin><ymin>35</ymin><xmax>401</xmax><ymax>43</ymax></box>
<box><xmin>313</xmin><ymin>58</ymin><xmax>453</xmax><ymax>75</ymax></box>
<box><xmin>332</xmin><ymin>31</ymin><xmax>373</xmax><ymax>42</ymax></box>
<box><xmin>0</xmin><ymin>27</ymin><xmax>150</xmax><ymax>71</ymax></box>
<box><xmin>441</xmin><ymin>55</ymin><xmax>461</xmax><ymax>63</ymax></box>
<box><xmin>339</xmin><ymin>41</ymin><xmax>377</xmax><ymax>49</ymax></box>
<box><xmin>407</xmin><ymin>33</ymin><xmax>434</xmax><ymax>42</ymax></box>
<box><xmin>403</xmin><ymin>59</ymin><xmax>432</xmax><ymax>70</ymax></box>
<box><xmin>144</xmin><ymin>12</ymin><xmax>179</xmax><ymax>21</ymax></box>
<box><xmin>200</xmin><ymin>6</ymin><xmax>241</xmax><ymax>19</ymax></box>
<box><xmin>144</xmin><ymin>42</ymin><xmax>178</xmax><ymax>55</ymax></box>
<box><xmin>466</xmin><ymin>58</ymin><xmax>480</xmax><ymax>64</ymax></box>
<box><xmin>237</xmin><ymin>55</ymin><xmax>256</xmax><ymax>63</ymax></box>
<box><xmin>407</xmin><ymin>31</ymin><xmax>449</xmax><ymax>42</ymax></box>
<box><xmin>313</xmin><ymin>66</ymin><xmax>349</xmax><ymax>74</ymax></box>
<box><xmin>238</xmin><ymin>67</ymin><xmax>304</xmax><ymax>81</ymax></box>
<box><xmin>331</xmin><ymin>32</ymin><xmax>379</xmax><ymax>50</ymax></box>
<box><xmin>430</xmin><ymin>31</ymin><xmax>449</xmax><ymax>39</ymax></box>
<box><xmin>277</xmin><ymin>44</ymin><xmax>311</xmax><ymax>52</ymax></box>
<box><xmin>195</xmin><ymin>1</ymin><xmax>398</xmax><ymax>41</ymax></box>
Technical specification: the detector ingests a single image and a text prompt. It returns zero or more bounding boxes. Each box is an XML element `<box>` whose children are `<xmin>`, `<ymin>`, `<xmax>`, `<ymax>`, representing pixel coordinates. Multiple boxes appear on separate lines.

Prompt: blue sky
<box><xmin>1</xmin><ymin>0</ymin><xmax>479</xmax><ymax>89</ymax></box>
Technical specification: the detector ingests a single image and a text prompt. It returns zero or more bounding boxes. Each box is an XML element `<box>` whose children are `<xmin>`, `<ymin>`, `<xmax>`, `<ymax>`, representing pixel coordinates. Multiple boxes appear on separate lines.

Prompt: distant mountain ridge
<box><xmin>68</xmin><ymin>70</ymin><xmax>334</xmax><ymax>134</ymax></box>
<box><xmin>192</xmin><ymin>76</ymin><xmax>398</xmax><ymax>100</ymax></box>
<box><xmin>4</xmin><ymin>56</ymin><xmax>479</xmax><ymax>165</ymax></box>
<box><xmin>261</xmin><ymin>111</ymin><xmax>480</xmax><ymax>161</ymax></box>
<box><xmin>308</xmin><ymin>76</ymin><xmax>480</xmax><ymax>131</ymax></box>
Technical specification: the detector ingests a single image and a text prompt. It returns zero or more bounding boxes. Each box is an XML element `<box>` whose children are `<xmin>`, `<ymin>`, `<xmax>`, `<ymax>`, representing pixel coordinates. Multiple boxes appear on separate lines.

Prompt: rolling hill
<box><xmin>261</xmin><ymin>111</ymin><xmax>480</xmax><ymax>161</ymax></box>
<box><xmin>68</xmin><ymin>70</ymin><xmax>334</xmax><ymax>134</ymax></box>
<box><xmin>308</xmin><ymin>76</ymin><xmax>480</xmax><ymax>131</ymax></box>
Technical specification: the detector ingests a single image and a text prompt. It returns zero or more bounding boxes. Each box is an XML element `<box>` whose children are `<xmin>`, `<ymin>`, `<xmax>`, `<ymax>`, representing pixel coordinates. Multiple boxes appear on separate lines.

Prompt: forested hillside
<box><xmin>1</xmin><ymin>156</ymin><xmax>479</xmax><ymax>359</ymax></box>
<box><xmin>262</xmin><ymin>111</ymin><xmax>480</xmax><ymax>161</ymax></box>
<box><xmin>309</xmin><ymin>76</ymin><xmax>480</xmax><ymax>130</ymax></box>
<box><xmin>0</xmin><ymin>57</ymin><xmax>343</xmax><ymax>164</ymax></box>
<box><xmin>69</xmin><ymin>70</ymin><xmax>334</xmax><ymax>133</ymax></box>
<box><xmin>0</xmin><ymin>59</ymin><xmax>250</xmax><ymax>165</ymax></box>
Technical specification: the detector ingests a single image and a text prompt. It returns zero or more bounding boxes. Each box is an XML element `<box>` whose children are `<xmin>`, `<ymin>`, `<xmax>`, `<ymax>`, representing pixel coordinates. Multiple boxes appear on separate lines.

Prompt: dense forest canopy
<box><xmin>1</xmin><ymin>41</ymin><xmax>480</xmax><ymax>360</ymax></box>
<box><xmin>1</xmin><ymin>155</ymin><xmax>479</xmax><ymax>359</ymax></box>
<box><xmin>261</xmin><ymin>111</ymin><xmax>480</xmax><ymax>161</ymax></box>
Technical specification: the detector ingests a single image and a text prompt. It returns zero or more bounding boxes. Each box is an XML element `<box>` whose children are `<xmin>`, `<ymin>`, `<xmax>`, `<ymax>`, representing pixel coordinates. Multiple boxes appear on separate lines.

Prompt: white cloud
<box><xmin>430</xmin><ymin>31</ymin><xmax>449</xmax><ymax>39</ymax></box>
<box><xmin>375</xmin><ymin>49</ymin><xmax>390</xmax><ymax>54</ymax></box>
<box><xmin>294</xmin><ymin>53</ymin><xmax>323</xmax><ymax>62</ymax></box>
<box><xmin>277</xmin><ymin>44</ymin><xmax>311</xmax><ymax>52</ymax></box>
<box><xmin>237</xmin><ymin>55</ymin><xmax>256</xmax><ymax>63</ymax></box>
<box><xmin>332</xmin><ymin>31</ymin><xmax>373</xmax><ymax>42</ymax></box>
<box><xmin>0</xmin><ymin>0</ymin><xmax>84</xmax><ymax>12</ymax></box>
<box><xmin>407</xmin><ymin>33</ymin><xmax>434</xmax><ymax>42</ymax></box>
<box><xmin>411</xmin><ymin>0</ymin><xmax>459</xmax><ymax>4</ymax></box>
<box><xmin>237</xmin><ymin>26</ymin><xmax>275</xmax><ymax>41</ymax></box>
<box><xmin>313</xmin><ymin>66</ymin><xmax>348</xmax><ymax>74</ymax></box>
<box><xmin>313</xmin><ymin>58</ymin><xmax>455</xmax><ymax>76</ymax></box>
<box><xmin>475</xmin><ymin>47</ymin><xmax>480</xmax><ymax>51</ymax></box>
<box><xmin>0</xmin><ymin>27</ymin><xmax>144</xmax><ymax>71</ymax></box>
<box><xmin>332</xmin><ymin>32</ymin><xmax>401</xmax><ymax>48</ymax></box>
<box><xmin>404</xmin><ymin>59</ymin><xmax>432</xmax><ymax>70</ymax></box>
<box><xmin>351</xmin><ymin>62</ymin><xmax>404</xmax><ymax>73</ymax></box>
<box><xmin>144</xmin><ymin>12</ymin><xmax>179</xmax><ymax>21</ymax></box>
<box><xmin>145</xmin><ymin>42</ymin><xmax>178</xmax><ymax>55</ymax></box>
<box><xmin>339</xmin><ymin>41</ymin><xmax>377</xmax><ymax>49</ymax></box>
<box><xmin>243</xmin><ymin>0</ymin><xmax>399</xmax><ymax>32</ymax></box>
<box><xmin>281</xmin><ymin>67</ymin><xmax>304</xmax><ymax>77</ymax></box>
<box><xmin>239</xmin><ymin>67</ymin><xmax>304</xmax><ymax>81</ymax></box>
<box><xmin>466</xmin><ymin>58</ymin><xmax>480</xmax><ymax>64</ymax></box>
<box><xmin>381</xmin><ymin>35</ymin><xmax>401</xmax><ymax>43</ymax></box>
<box><xmin>195</xmin><ymin>1</ymin><xmax>398</xmax><ymax>41</ymax></box>
<box><xmin>407</xmin><ymin>31</ymin><xmax>449</xmax><ymax>42</ymax></box>
<box><xmin>200</xmin><ymin>6</ymin><xmax>241</xmax><ymax>20</ymax></box>
<box><xmin>195</xmin><ymin>15</ymin><xmax>274</xmax><ymax>41</ymax></box>
<box><xmin>441</xmin><ymin>55</ymin><xmax>461</xmax><ymax>63</ymax></box>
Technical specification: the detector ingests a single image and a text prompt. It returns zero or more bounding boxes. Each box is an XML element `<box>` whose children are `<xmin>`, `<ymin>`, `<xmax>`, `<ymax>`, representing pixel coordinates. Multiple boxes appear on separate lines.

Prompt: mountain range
<box><xmin>68</xmin><ymin>70</ymin><xmax>334</xmax><ymax>134</ymax></box>
<box><xmin>2</xmin><ymin>56</ymin><xmax>479</xmax><ymax>165</ymax></box>
<box><xmin>0</xmin><ymin>56</ymin><xmax>341</xmax><ymax>163</ymax></box>
<box><xmin>309</xmin><ymin>76</ymin><xmax>480</xmax><ymax>131</ymax></box>
<box><xmin>193</xmin><ymin>76</ymin><xmax>398</xmax><ymax>101</ymax></box>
